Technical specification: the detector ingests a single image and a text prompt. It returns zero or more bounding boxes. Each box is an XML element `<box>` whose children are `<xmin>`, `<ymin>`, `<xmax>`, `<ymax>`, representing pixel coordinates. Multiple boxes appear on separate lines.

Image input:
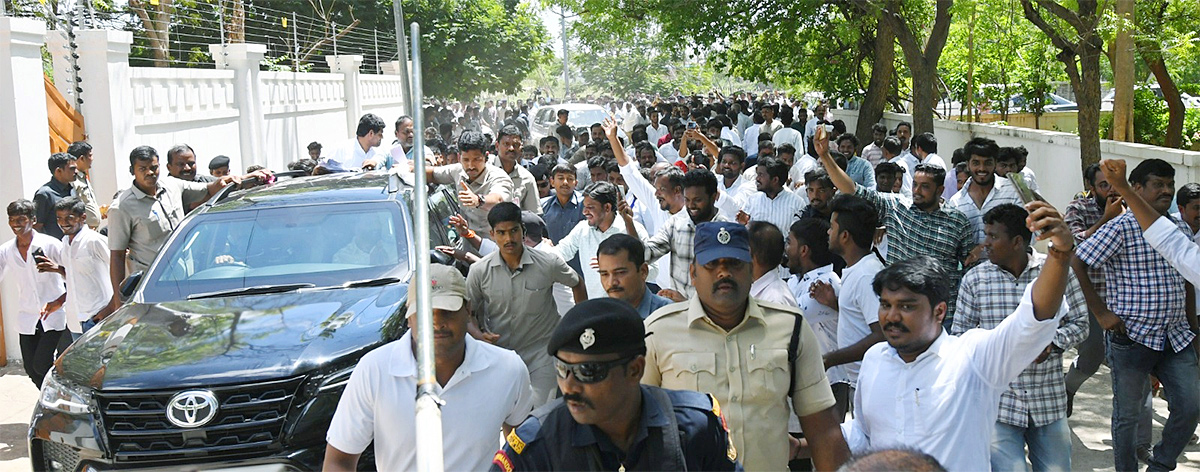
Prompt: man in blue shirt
<box><xmin>33</xmin><ymin>153</ymin><xmax>77</xmax><ymax>240</ymax></box>
<box><xmin>597</xmin><ymin>234</ymin><xmax>672</xmax><ymax>318</ymax></box>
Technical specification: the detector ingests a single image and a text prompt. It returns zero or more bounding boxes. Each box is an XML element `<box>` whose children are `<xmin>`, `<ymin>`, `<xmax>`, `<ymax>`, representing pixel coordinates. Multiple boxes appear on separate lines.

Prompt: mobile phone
<box><xmin>687</xmin><ymin>121</ymin><xmax>698</xmax><ymax>130</ymax></box>
<box><xmin>1007</xmin><ymin>172</ymin><xmax>1042</xmax><ymax>204</ymax></box>
<box><xmin>32</xmin><ymin>248</ymin><xmax>46</xmax><ymax>261</ymax></box>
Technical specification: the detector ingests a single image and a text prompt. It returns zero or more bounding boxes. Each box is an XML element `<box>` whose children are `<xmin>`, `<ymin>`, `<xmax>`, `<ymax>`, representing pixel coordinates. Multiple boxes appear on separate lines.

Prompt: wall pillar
<box><xmin>0</xmin><ymin>17</ymin><xmax>50</xmax><ymax>360</ymax></box>
<box><xmin>210</xmin><ymin>43</ymin><xmax>266</xmax><ymax>169</ymax></box>
<box><xmin>326</xmin><ymin>55</ymin><xmax>364</xmax><ymax>136</ymax></box>
<box><xmin>74</xmin><ymin>29</ymin><xmax>134</xmax><ymax>204</ymax></box>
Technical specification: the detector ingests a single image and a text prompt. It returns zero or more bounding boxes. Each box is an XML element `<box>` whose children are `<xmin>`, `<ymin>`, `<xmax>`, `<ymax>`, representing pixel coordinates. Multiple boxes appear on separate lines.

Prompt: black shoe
<box><xmin>1137</xmin><ymin>444</ymin><xmax>1152</xmax><ymax>464</ymax></box>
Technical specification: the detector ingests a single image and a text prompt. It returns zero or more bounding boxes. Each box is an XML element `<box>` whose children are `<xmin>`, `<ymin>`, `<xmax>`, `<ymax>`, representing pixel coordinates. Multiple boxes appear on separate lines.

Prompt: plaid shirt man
<box><xmin>1076</xmin><ymin>212</ymin><xmax>1194</xmax><ymax>352</ymax></box>
<box><xmin>853</xmin><ymin>184</ymin><xmax>974</xmax><ymax>318</ymax></box>
<box><xmin>643</xmin><ymin>210</ymin><xmax>729</xmax><ymax>297</ymax></box>
<box><xmin>951</xmin><ymin>253</ymin><xmax>1090</xmax><ymax>427</ymax></box>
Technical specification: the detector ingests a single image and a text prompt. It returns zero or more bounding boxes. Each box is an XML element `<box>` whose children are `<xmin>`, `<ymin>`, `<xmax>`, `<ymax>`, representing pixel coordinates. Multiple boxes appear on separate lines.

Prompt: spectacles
<box><xmin>554</xmin><ymin>356</ymin><xmax>634</xmax><ymax>384</ymax></box>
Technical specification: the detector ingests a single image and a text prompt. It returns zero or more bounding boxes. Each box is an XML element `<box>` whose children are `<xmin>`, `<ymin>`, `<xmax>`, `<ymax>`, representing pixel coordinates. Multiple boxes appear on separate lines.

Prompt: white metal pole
<box><xmin>393</xmin><ymin>0</ymin><xmax>412</xmax><ymax>115</ymax></box>
<box><xmin>408</xmin><ymin>20</ymin><xmax>445</xmax><ymax>472</ymax></box>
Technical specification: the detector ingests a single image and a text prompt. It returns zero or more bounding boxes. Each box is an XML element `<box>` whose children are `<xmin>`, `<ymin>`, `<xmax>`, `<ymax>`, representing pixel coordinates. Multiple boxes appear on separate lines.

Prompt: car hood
<box><xmin>56</xmin><ymin>285</ymin><xmax>406</xmax><ymax>391</ymax></box>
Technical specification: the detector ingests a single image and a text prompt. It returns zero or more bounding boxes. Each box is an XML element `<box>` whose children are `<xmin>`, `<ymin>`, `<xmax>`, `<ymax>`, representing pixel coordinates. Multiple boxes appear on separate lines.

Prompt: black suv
<box><xmin>29</xmin><ymin>171</ymin><xmax>462</xmax><ymax>471</ymax></box>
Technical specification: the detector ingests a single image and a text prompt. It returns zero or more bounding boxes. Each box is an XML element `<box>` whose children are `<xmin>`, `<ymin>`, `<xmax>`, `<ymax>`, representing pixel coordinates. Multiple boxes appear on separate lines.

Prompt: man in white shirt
<box><xmin>324</xmin><ymin>264</ymin><xmax>535</xmax><ymax>472</ymax></box>
<box><xmin>39</xmin><ymin>198</ymin><xmax>113</xmax><ymax>343</ymax></box>
<box><xmin>995</xmin><ymin>145</ymin><xmax>1040</xmax><ymax>193</ymax></box>
<box><xmin>910</xmin><ymin>133</ymin><xmax>946</xmax><ymax>170</ymax></box>
<box><xmin>645</xmin><ymin>108</ymin><xmax>669</xmax><ymax>145</ymax></box>
<box><xmin>814</xmin><ymin>195</ymin><xmax>885</xmax><ymax>403</ymax></box>
<box><xmin>388</xmin><ymin>115</ymin><xmax>435</xmax><ymax>170</ymax></box>
<box><xmin>319</xmin><ymin>113</ymin><xmax>385</xmax><ymax>172</ymax></box>
<box><xmin>841</xmin><ymin>200</ymin><xmax>1075</xmax><ymax>472</ymax></box>
<box><xmin>861</xmin><ymin>123</ymin><xmax>888</xmax><ymax>167</ymax></box>
<box><xmin>786</xmin><ymin>217</ymin><xmax>852</xmax><ymax>419</ymax></box>
<box><xmin>946</xmin><ymin>137</ymin><xmax>1024</xmax><ymax>246</ymax></box>
<box><xmin>760</xmin><ymin>104</ymin><xmax>783</xmax><ymax>136</ymax></box>
<box><xmin>804</xmin><ymin>102</ymin><xmax>829</xmax><ymax>152</ymax></box>
<box><xmin>658</xmin><ymin>124</ymin><xmax>686</xmax><ymax>161</ymax></box>
<box><xmin>743</xmin><ymin>112</ymin><xmax>764</xmax><ymax>156</ymax></box>
<box><xmin>715</xmin><ymin>145</ymin><xmax>757</xmax><ymax>213</ymax></box>
<box><xmin>747</xmin><ymin>221</ymin><xmax>797</xmax><ymax>306</ymax></box>
<box><xmin>774</xmin><ymin>109</ymin><xmax>805</xmax><ymax>156</ymax></box>
<box><xmin>552</xmin><ymin>181</ymin><xmax>651</xmax><ymax>298</ymax></box>
<box><xmin>1</xmin><ymin>199</ymin><xmax>67</xmax><ymax>387</ymax></box>
<box><xmin>610</xmin><ymin>124</ymin><xmax>684</xmax><ymax>291</ymax></box>
<box><xmin>738</xmin><ymin>157</ymin><xmax>807</xmax><ymax>236</ymax></box>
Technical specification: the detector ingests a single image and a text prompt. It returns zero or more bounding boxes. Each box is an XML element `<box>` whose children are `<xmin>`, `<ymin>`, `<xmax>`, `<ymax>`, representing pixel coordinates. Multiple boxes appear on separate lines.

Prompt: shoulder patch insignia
<box><xmin>493</xmin><ymin>450</ymin><xmax>515</xmax><ymax>472</ymax></box>
<box><xmin>506</xmin><ymin>429</ymin><xmax>527</xmax><ymax>455</ymax></box>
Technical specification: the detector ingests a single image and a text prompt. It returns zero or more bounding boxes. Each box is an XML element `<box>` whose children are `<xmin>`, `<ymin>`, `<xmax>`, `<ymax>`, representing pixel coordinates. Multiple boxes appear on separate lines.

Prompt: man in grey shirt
<box><xmin>107</xmin><ymin>146</ymin><xmax>267</xmax><ymax>310</ymax></box>
<box><xmin>466</xmin><ymin>203</ymin><xmax>586</xmax><ymax>405</ymax></box>
<box><xmin>426</xmin><ymin>131</ymin><xmax>515</xmax><ymax>237</ymax></box>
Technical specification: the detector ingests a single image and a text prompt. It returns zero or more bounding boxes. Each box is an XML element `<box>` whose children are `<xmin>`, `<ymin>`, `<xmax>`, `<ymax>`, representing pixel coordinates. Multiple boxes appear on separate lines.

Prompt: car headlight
<box><xmin>40</xmin><ymin>371</ymin><xmax>92</xmax><ymax>414</ymax></box>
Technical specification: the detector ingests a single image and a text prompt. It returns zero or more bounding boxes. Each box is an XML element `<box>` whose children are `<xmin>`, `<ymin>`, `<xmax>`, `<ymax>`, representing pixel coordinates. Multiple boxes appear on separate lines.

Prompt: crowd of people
<box><xmin>3</xmin><ymin>91</ymin><xmax>1199</xmax><ymax>471</ymax></box>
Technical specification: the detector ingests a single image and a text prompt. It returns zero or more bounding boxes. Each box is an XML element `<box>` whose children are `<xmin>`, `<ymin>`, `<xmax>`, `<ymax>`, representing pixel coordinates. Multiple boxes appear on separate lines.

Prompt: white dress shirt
<box><xmin>843</xmin><ymin>285</ymin><xmax>1066</xmax><ymax>472</ymax></box>
<box><xmin>646</xmin><ymin>123</ymin><xmax>669</xmax><ymax>145</ymax></box>
<box><xmin>745</xmin><ymin>188</ymin><xmax>808</xmax><ymax>236</ymax></box>
<box><xmin>322</xmin><ymin>138</ymin><xmax>379</xmax><ymax>171</ymax></box>
<box><xmin>773</xmin><ymin>127</ymin><xmax>805</xmax><ymax>156</ymax></box>
<box><xmin>789</xmin><ymin>264</ymin><xmax>850</xmax><ymax>386</ymax></box>
<box><xmin>836</xmin><ymin>255</ymin><xmax>885</xmax><ymax>387</ymax></box>
<box><xmin>60</xmin><ymin>227</ymin><xmax>113</xmax><ymax>327</ymax></box>
<box><xmin>0</xmin><ymin>233</ymin><xmax>67</xmax><ymax>334</ymax></box>
<box><xmin>789</xmin><ymin>155</ymin><xmax>819</xmax><ymax>190</ymax></box>
<box><xmin>552</xmin><ymin>217</ymin><xmax>653</xmax><ymax>298</ymax></box>
<box><xmin>743</xmin><ymin>124</ymin><xmax>762</xmax><ymax>153</ymax></box>
<box><xmin>618</xmin><ymin>160</ymin><xmax>675</xmax><ymax>289</ymax></box>
<box><xmin>751</xmin><ymin>272</ymin><xmax>798</xmax><ymax>307</ymax></box>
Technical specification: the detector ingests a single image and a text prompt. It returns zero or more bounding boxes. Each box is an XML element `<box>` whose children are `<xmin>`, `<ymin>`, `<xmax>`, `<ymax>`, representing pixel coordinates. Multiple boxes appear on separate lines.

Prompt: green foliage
<box><xmin>1099</xmin><ymin>88</ymin><xmax>1200</xmax><ymax>150</ymax></box>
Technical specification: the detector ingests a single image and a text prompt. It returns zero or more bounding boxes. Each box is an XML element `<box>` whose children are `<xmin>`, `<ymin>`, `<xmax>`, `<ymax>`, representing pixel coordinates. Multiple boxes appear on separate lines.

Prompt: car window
<box><xmin>568</xmin><ymin>108</ymin><xmax>611</xmax><ymax>127</ymax></box>
<box><xmin>424</xmin><ymin>185</ymin><xmax>462</xmax><ymax>246</ymax></box>
<box><xmin>142</xmin><ymin>202</ymin><xmax>410</xmax><ymax>302</ymax></box>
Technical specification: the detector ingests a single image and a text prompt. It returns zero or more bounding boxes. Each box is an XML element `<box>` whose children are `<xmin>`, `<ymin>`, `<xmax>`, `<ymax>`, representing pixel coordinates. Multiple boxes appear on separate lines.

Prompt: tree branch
<box><xmin>925</xmin><ymin>0</ymin><xmax>954</xmax><ymax>65</ymax></box>
<box><xmin>1034</xmin><ymin>0</ymin><xmax>1086</xmax><ymax>32</ymax></box>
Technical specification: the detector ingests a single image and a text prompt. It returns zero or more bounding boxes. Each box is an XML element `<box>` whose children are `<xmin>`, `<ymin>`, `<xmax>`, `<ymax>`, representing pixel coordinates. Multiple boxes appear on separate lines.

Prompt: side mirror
<box><xmin>119</xmin><ymin>272</ymin><xmax>143</xmax><ymax>302</ymax></box>
<box><xmin>430</xmin><ymin>249</ymin><xmax>453</xmax><ymax>265</ymax></box>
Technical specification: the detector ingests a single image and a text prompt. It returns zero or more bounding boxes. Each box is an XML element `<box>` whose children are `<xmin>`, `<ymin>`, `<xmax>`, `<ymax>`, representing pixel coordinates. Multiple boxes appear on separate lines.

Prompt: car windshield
<box><xmin>567</xmin><ymin>108</ymin><xmax>611</xmax><ymax>127</ymax></box>
<box><xmin>141</xmin><ymin>202</ymin><xmax>410</xmax><ymax>303</ymax></box>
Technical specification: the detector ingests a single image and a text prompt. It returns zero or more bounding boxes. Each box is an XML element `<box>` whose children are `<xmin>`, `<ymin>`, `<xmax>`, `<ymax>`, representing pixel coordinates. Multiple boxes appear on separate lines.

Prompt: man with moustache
<box><xmin>643</xmin><ymin>222</ymin><xmax>850</xmax><ymax>471</ymax></box>
<box><xmin>325</xmin><ymin>265</ymin><xmax>535</xmax><ymax>471</ymax></box>
<box><xmin>609</xmin><ymin>123</ymin><xmax>686</xmax><ymax>291</ymax></box>
<box><xmin>596</xmin><ymin>234</ymin><xmax>671</xmax><ymax>319</ymax></box>
<box><xmin>491</xmin><ymin>299</ymin><xmax>742</xmax><ymax>471</ymax></box>
<box><xmin>494</xmin><ymin>125</ymin><xmax>542</xmax><ymax>214</ymax></box>
<box><xmin>842</xmin><ymin>198</ymin><xmax>1077</xmax><ymax>472</ymax></box>
<box><xmin>468</xmin><ymin>203</ymin><xmax>586</xmax><ymax>405</ymax></box>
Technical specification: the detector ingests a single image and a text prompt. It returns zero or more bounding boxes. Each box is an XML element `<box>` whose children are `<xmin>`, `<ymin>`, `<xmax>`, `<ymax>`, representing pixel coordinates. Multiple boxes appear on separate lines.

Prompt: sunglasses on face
<box><xmin>554</xmin><ymin>355</ymin><xmax>634</xmax><ymax>384</ymax></box>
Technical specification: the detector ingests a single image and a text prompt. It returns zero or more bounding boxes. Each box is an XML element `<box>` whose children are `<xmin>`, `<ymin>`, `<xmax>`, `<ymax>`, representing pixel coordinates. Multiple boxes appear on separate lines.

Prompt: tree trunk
<box><xmin>885</xmin><ymin>0</ymin><xmax>953</xmax><ymax>137</ymax></box>
<box><xmin>130</xmin><ymin>0</ymin><xmax>171</xmax><ymax>67</ymax></box>
<box><xmin>1077</xmin><ymin>39</ymin><xmax>1103</xmax><ymax>168</ymax></box>
<box><xmin>855</xmin><ymin>15</ymin><xmax>895</xmax><ymax>152</ymax></box>
<box><xmin>224</xmin><ymin>0</ymin><xmax>245</xmax><ymax>43</ymax></box>
<box><xmin>1111</xmin><ymin>0</ymin><xmax>1134</xmax><ymax>141</ymax></box>
<box><xmin>1144</xmin><ymin>56</ymin><xmax>1185</xmax><ymax>148</ymax></box>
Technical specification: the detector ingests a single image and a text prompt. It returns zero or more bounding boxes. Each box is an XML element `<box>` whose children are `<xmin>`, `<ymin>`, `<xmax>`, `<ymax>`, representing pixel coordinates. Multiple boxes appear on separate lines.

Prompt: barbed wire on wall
<box><xmin>7</xmin><ymin>0</ymin><xmax>398</xmax><ymax>73</ymax></box>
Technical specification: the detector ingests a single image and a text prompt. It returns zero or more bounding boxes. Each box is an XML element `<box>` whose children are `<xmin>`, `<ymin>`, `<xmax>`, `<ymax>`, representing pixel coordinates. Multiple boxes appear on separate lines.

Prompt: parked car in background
<box><xmin>529</xmin><ymin>102</ymin><xmax>614</xmax><ymax>139</ymax></box>
<box><xmin>29</xmin><ymin>171</ymin><xmax>460</xmax><ymax>471</ymax></box>
<box><xmin>987</xmin><ymin>92</ymin><xmax>1078</xmax><ymax>114</ymax></box>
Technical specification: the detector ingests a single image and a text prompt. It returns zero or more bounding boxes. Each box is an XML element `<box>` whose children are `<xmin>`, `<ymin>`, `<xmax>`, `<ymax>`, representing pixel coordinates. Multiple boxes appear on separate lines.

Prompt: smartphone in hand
<box><xmin>1007</xmin><ymin>172</ymin><xmax>1043</xmax><ymax>204</ymax></box>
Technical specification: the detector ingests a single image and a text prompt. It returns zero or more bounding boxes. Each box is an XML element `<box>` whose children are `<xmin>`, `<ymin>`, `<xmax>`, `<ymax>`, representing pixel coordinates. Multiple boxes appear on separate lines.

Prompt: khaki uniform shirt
<box><xmin>643</xmin><ymin>296</ymin><xmax>835</xmax><ymax>472</ymax></box>
<box><xmin>108</xmin><ymin>177</ymin><xmax>209</xmax><ymax>274</ymax></box>
<box><xmin>431</xmin><ymin>163</ymin><xmax>514</xmax><ymax>236</ymax></box>
<box><xmin>466</xmin><ymin>246</ymin><xmax>579</xmax><ymax>369</ymax></box>
<box><xmin>73</xmin><ymin>171</ymin><xmax>102</xmax><ymax>228</ymax></box>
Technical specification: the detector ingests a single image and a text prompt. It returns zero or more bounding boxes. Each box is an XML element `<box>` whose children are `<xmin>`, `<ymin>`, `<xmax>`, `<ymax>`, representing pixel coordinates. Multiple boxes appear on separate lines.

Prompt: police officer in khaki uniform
<box><xmin>643</xmin><ymin>221</ymin><xmax>851</xmax><ymax>471</ymax></box>
<box><xmin>491</xmin><ymin>298</ymin><xmax>742</xmax><ymax>471</ymax></box>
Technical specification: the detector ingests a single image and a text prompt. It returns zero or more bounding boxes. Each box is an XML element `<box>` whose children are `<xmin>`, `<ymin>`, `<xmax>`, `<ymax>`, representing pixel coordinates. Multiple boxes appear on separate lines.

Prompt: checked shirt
<box><xmin>951</xmin><ymin>253</ymin><xmax>1090</xmax><ymax>427</ymax></box>
<box><xmin>1077</xmin><ymin>212</ymin><xmax>1194</xmax><ymax>352</ymax></box>
<box><xmin>854</xmin><ymin>184</ymin><xmax>974</xmax><ymax>318</ymax></box>
<box><xmin>643</xmin><ymin>210</ymin><xmax>730</xmax><ymax>297</ymax></box>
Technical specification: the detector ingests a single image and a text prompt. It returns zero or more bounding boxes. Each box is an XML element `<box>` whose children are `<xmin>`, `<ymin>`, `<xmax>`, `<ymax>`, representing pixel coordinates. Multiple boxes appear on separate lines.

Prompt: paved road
<box><xmin>0</xmin><ymin>354</ymin><xmax>1198</xmax><ymax>471</ymax></box>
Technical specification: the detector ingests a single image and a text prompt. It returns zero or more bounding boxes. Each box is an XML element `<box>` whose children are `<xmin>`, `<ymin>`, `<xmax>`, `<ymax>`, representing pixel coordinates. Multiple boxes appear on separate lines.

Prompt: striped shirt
<box><xmin>946</xmin><ymin>176</ymin><xmax>1024</xmax><ymax>244</ymax></box>
<box><xmin>1077</xmin><ymin>212</ymin><xmax>1193</xmax><ymax>352</ymax></box>
<box><xmin>951</xmin><ymin>253</ymin><xmax>1090</xmax><ymax>427</ymax></box>
<box><xmin>854</xmin><ymin>184</ymin><xmax>974</xmax><ymax>318</ymax></box>
<box><xmin>643</xmin><ymin>210</ymin><xmax>730</xmax><ymax>296</ymax></box>
<box><xmin>745</xmin><ymin>188</ymin><xmax>807</xmax><ymax>236</ymax></box>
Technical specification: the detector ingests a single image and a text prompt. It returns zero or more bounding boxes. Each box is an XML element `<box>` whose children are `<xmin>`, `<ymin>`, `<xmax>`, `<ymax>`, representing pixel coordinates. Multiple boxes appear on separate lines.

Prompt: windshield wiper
<box><xmin>336</xmin><ymin>277</ymin><xmax>403</xmax><ymax>289</ymax></box>
<box><xmin>187</xmin><ymin>283</ymin><xmax>315</xmax><ymax>300</ymax></box>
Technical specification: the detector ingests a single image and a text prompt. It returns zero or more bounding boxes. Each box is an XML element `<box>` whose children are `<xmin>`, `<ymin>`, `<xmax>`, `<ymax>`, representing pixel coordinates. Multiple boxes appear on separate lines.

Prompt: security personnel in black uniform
<box><xmin>490</xmin><ymin>298</ymin><xmax>743</xmax><ymax>471</ymax></box>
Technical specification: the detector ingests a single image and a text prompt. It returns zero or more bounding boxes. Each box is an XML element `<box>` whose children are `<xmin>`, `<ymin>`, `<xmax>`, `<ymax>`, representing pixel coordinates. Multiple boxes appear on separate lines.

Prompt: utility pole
<box><xmin>393</xmin><ymin>0</ymin><xmax>412</xmax><ymax>115</ymax></box>
<box><xmin>561</xmin><ymin>6</ymin><xmax>568</xmax><ymax>99</ymax></box>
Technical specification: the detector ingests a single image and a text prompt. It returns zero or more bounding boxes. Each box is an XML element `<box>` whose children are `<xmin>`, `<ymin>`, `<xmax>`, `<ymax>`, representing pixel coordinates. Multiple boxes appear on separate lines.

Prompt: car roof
<box><xmin>200</xmin><ymin>171</ymin><xmax>405</xmax><ymax>213</ymax></box>
<box><xmin>554</xmin><ymin>103</ymin><xmax>606</xmax><ymax>112</ymax></box>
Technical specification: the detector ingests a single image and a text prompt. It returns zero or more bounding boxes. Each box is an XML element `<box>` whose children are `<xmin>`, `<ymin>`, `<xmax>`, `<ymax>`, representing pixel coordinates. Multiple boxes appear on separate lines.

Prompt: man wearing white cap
<box><xmin>324</xmin><ymin>264</ymin><xmax>535</xmax><ymax>471</ymax></box>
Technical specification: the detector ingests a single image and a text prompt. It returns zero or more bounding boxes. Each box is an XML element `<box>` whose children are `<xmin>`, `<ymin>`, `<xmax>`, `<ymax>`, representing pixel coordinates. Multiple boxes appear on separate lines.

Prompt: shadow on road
<box><xmin>0</xmin><ymin>423</ymin><xmax>29</xmax><ymax>461</ymax></box>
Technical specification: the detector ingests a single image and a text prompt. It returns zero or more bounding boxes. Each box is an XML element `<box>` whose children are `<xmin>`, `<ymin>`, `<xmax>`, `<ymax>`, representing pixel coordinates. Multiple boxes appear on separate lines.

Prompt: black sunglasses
<box><xmin>554</xmin><ymin>356</ymin><xmax>634</xmax><ymax>384</ymax></box>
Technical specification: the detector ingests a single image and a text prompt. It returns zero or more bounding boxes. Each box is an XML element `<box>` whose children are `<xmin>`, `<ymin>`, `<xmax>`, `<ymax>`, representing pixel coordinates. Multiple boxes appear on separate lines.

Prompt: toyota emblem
<box><xmin>166</xmin><ymin>390</ymin><xmax>219</xmax><ymax>428</ymax></box>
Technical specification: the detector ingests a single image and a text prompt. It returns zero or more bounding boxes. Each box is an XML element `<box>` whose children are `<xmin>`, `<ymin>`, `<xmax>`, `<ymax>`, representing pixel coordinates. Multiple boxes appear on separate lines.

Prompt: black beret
<box><xmin>547</xmin><ymin>298</ymin><xmax>646</xmax><ymax>357</ymax></box>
